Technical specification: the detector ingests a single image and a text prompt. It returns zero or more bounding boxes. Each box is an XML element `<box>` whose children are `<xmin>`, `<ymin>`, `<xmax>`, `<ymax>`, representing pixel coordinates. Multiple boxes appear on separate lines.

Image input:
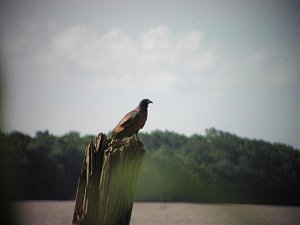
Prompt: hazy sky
<box><xmin>1</xmin><ymin>1</ymin><xmax>299</xmax><ymax>148</ymax></box>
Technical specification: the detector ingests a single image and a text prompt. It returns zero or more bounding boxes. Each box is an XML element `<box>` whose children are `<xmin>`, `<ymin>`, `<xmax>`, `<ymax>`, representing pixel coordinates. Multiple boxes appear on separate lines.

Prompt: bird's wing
<box><xmin>117</xmin><ymin>109</ymin><xmax>139</xmax><ymax>128</ymax></box>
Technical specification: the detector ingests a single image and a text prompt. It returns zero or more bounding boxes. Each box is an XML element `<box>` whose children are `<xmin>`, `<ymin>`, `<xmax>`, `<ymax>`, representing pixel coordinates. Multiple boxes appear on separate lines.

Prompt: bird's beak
<box><xmin>149</xmin><ymin>100</ymin><xmax>153</xmax><ymax>104</ymax></box>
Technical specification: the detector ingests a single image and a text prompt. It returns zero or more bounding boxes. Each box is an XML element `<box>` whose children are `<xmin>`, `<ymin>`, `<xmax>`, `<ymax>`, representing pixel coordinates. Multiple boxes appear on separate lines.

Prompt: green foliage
<box><xmin>0</xmin><ymin>130</ymin><xmax>87</xmax><ymax>200</ymax></box>
<box><xmin>1</xmin><ymin>128</ymin><xmax>300</xmax><ymax>205</ymax></box>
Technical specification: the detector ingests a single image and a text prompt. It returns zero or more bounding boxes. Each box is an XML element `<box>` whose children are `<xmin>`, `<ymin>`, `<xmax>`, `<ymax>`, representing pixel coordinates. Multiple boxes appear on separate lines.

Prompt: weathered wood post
<box><xmin>72</xmin><ymin>133</ymin><xmax>145</xmax><ymax>225</ymax></box>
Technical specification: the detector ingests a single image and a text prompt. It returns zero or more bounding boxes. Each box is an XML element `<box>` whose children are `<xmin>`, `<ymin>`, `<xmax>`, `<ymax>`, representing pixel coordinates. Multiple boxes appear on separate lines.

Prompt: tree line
<box><xmin>1</xmin><ymin>128</ymin><xmax>299</xmax><ymax>205</ymax></box>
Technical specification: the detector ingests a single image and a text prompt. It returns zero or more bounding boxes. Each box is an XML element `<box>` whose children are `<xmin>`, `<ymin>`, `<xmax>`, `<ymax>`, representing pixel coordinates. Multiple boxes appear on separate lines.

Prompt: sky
<box><xmin>0</xmin><ymin>0</ymin><xmax>299</xmax><ymax>148</ymax></box>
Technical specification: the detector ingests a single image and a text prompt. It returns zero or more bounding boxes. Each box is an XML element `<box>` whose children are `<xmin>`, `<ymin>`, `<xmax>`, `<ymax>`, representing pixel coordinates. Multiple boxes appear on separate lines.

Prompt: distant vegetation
<box><xmin>1</xmin><ymin>128</ymin><xmax>299</xmax><ymax>205</ymax></box>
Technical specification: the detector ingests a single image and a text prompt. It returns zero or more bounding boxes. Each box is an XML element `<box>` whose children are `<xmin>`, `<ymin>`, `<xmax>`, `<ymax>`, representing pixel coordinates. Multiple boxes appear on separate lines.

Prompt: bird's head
<box><xmin>139</xmin><ymin>98</ymin><xmax>153</xmax><ymax>108</ymax></box>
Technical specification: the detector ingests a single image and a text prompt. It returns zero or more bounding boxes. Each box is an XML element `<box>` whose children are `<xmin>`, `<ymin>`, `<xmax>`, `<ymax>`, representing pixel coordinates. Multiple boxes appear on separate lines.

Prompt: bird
<box><xmin>112</xmin><ymin>99</ymin><xmax>153</xmax><ymax>141</ymax></box>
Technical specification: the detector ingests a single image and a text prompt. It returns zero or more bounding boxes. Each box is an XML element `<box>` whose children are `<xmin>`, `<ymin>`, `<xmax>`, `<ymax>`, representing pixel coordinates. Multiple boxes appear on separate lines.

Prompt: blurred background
<box><xmin>1</xmin><ymin>0</ymin><xmax>299</xmax><ymax>148</ymax></box>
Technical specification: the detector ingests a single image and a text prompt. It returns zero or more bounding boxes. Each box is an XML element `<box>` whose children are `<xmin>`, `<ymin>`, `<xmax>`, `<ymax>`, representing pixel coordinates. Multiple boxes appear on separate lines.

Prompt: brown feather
<box><xmin>112</xmin><ymin>99</ymin><xmax>152</xmax><ymax>139</ymax></box>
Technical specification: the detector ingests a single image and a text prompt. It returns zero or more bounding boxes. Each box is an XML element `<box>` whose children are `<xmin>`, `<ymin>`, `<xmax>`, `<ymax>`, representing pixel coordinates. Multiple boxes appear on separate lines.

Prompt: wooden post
<box><xmin>72</xmin><ymin>133</ymin><xmax>145</xmax><ymax>225</ymax></box>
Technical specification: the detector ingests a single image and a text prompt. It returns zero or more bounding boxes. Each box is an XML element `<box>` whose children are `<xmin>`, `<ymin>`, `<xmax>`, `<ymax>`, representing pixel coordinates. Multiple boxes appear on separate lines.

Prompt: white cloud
<box><xmin>140</xmin><ymin>25</ymin><xmax>172</xmax><ymax>51</ymax></box>
<box><xmin>41</xmin><ymin>26</ymin><xmax>136</xmax><ymax>73</ymax></box>
<box><xmin>176</xmin><ymin>30</ymin><xmax>204</xmax><ymax>51</ymax></box>
<box><xmin>37</xmin><ymin>24</ymin><xmax>218</xmax><ymax>92</ymax></box>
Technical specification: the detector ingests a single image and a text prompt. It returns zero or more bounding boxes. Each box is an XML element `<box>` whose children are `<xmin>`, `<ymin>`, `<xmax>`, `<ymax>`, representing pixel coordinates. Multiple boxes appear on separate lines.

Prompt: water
<box><xmin>14</xmin><ymin>201</ymin><xmax>300</xmax><ymax>225</ymax></box>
